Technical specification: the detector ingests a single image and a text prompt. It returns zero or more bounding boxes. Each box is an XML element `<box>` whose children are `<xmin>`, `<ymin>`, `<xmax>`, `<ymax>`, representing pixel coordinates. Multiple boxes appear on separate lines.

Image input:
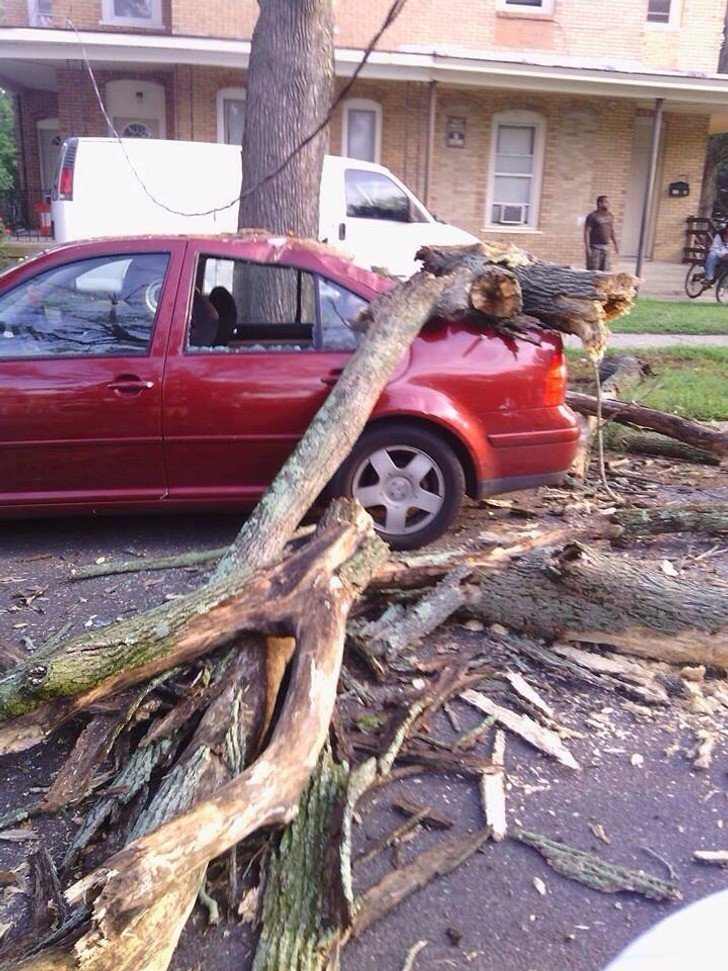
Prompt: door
<box><xmin>161</xmin><ymin>253</ymin><xmax>361</xmax><ymax>502</ymax></box>
<box><xmin>622</xmin><ymin>115</ymin><xmax>664</xmax><ymax>258</ymax></box>
<box><xmin>37</xmin><ymin>119</ymin><xmax>60</xmax><ymax>196</ymax></box>
<box><xmin>0</xmin><ymin>249</ymin><xmax>173</xmax><ymax>508</ymax></box>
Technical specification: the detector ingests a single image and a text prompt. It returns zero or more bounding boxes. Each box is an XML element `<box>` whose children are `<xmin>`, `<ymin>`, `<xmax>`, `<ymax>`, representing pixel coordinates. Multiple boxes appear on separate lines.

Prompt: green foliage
<box><xmin>568</xmin><ymin>347</ymin><xmax>728</xmax><ymax>422</ymax></box>
<box><xmin>612</xmin><ymin>297</ymin><xmax>728</xmax><ymax>335</ymax></box>
<box><xmin>0</xmin><ymin>90</ymin><xmax>18</xmax><ymax>192</ymax></box>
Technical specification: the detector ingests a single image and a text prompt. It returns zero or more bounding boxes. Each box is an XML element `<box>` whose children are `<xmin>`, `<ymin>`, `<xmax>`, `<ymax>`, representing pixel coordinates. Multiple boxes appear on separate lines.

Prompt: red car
<box><xmin>0</xmin><ymin>235</ymin><xmax>579</xmax><ymax>549</ymax></box>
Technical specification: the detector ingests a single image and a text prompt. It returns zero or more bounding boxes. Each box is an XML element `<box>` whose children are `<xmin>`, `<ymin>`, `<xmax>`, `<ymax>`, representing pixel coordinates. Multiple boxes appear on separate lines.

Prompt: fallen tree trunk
<box><xmin>607</xmin><ymin>504</ymin><xmax>728</xmax><ymax>538</ymax></box>
<box><xmin>475</xmin><ymin>542</ymin><xmax>728</xmax><ymax>669</ymax></box>
<box><xmin>601</xmin><ymin>424</ymin><xmax>721</xmax><ymax>465</ymax></box>
<box><xmin>1</xmin><ymin>248</ymin><xmax>632</xmax><ymax>732</ymax></box>
<box><xmin>418</xmin><ymin>242</ymin><xmax>637</xmax><ymax>359</ymax></box>
<box><xmin>566</xmin><ymin>391</ymin><xmax>728</xmax><ymax>459</ymax></box>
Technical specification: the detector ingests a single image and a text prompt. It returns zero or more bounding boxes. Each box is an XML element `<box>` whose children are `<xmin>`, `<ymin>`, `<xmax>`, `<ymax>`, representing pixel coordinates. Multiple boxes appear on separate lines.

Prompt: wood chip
<box><xmin>693</xmin><ymin>850</ymin><xmax>728</xmax><ymax>867</ymax></box>
<box><xmin>479</xmin><ymin>727</ymin><xmax>508</xmax><ymax>841</ymax></box>
<box><xmin>505</xmin><ymin>671</ymin><xmax>554</xmax><ymax>719</ymax></box>
<box><xmin>460</xmin><ymin>690</ymin><xmax>580</xmax><ymax>770</ymax></box>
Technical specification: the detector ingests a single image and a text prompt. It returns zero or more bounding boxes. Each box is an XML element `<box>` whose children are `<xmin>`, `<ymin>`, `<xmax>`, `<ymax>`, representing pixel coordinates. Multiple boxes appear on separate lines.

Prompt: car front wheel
<box><xmin>332</xmin><ymin>424</ymin><xmax>466</xmax><ymax>550</ymax></box>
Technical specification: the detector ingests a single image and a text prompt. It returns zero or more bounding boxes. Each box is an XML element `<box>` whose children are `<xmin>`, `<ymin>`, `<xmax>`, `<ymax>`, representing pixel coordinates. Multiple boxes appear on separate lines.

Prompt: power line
<box><xmin>66</xmin><ymin>0</ymin><xmax>410</xmax><ymax>220</ymax></box>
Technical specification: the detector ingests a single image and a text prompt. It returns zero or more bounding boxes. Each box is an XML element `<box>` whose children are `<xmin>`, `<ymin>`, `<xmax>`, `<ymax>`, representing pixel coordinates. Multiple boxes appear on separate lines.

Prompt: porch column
<box><xmin>635</xmin><ymin>97</ymin><xmax>664</xmax><ymax>283</ymax></box>
<box><xmin>424</xmin><ymin>80</ymin><xmax>437</xmax><ymax>208</ymax></box>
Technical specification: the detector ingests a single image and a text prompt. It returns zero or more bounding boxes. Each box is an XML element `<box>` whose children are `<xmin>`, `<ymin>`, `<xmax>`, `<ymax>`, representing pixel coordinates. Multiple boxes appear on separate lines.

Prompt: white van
<box><xmin>51</xmin><ymin>137</ymin><xmax>477</xmax><ymax>278</ymax></box>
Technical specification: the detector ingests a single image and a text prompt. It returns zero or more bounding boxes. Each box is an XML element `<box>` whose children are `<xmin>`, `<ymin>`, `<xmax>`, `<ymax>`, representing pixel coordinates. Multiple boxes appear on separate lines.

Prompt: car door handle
<box><xmin>321</xmin><ymin>369</ymin><xmax>344</xmax><ymax>387</ymax></box>
<box><xmin>108</xmin><ymin>374</ymin><xmax>155</xmax><ymax>396</ymax></box>
<box><xmin>338</xmin><ymin>223</ymin><xmax>346</xmax><ymax>241</ymax></box>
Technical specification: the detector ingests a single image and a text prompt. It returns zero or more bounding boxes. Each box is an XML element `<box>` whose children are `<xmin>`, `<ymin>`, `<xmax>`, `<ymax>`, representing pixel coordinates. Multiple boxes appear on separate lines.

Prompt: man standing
<box><xmin>584</xmin><ymin>195</ymin><xmax>619</xmax><ymax>271</ymax></box>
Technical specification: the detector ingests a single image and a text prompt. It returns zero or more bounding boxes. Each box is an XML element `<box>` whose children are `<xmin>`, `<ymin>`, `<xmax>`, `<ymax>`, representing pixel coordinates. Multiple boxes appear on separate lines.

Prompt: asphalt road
<box><xmin>0</xmin><ymin>509</ymin><xmax>726</xmax><ymax>971</ymax></box>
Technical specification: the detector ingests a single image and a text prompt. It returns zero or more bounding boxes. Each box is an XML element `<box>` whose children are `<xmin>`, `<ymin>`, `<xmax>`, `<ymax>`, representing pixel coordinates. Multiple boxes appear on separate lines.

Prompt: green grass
<box><xmin>611</xmin><ymin>297</ymin><xmax>728</xmax><ymax>335</ymax></box>
<box><xmin>567</xmin><ymin>346</ymin><xmax>728</xmax><ymax>422</ymax></box>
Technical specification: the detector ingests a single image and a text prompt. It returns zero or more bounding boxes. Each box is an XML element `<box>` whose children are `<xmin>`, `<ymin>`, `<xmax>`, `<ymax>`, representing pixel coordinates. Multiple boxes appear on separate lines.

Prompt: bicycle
<box><xmin>684</xmin><ymin>257</ymin><xmax>728</xmax><ymax>303</ymax></box>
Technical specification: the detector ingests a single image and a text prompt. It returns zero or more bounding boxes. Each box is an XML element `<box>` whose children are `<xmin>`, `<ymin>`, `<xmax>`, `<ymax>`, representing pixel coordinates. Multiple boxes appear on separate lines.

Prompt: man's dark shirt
<box><xmin>585</xmin><ymin>209</ymin><xmax>614</xmax><ymax>247</ymax></box>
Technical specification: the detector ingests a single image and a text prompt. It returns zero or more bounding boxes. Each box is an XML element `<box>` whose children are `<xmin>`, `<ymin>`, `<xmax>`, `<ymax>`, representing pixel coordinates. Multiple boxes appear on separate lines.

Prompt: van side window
<box><xmin>188</xmin><ymin>256</ymin><xmax>316</xmax><ymax>351</ymax></box>
<box><xmin>344</xmin><ymin>169</ymin><xmax>428</xmax><ymax>224</ymax></box>
<box><xmin>0</xmin><ymin>252</ymin><xmax>168</xmax><ymax>358</ymax></box>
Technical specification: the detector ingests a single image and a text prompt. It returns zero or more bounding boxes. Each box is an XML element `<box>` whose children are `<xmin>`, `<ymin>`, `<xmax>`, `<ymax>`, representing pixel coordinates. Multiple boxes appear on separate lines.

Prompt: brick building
<box><xmin>1</xmin><ymin>0</ymin><xmax>728</xmax><ymax>264</ymax></box>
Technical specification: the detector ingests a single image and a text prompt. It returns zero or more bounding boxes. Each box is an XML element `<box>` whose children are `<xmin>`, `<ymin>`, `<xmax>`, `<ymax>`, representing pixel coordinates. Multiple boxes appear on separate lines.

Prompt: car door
<box><xmin>0</xmin><ymin>245</ymin><xmax>176</xmax><ymax>509</ymax></box>
<box><xmin>161</xmin><ymin>250</ymin><xmax>364</xmax><ymax>503</ymax></box>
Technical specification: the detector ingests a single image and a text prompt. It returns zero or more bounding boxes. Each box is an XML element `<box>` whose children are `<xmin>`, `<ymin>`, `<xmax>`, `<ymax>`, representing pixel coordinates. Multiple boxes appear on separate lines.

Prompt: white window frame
<box><xmin>100</xmin><ymin>0</ymin><xmax>162</xmax><ymax>29</ymax></box>
<box><xmin>496</xmin><ymin>0</ymin><xmax>555</xmax><ymax>14</ymax></box>
<box><xmin>645</xmin><ymin>0</ymin><xmax>682</xmax><ymax>28</ymax></box>
<box><xmin>341</xmin><ymin>98</ymin><xmax>382</xmax><ymax>164</ymax></box>
<box><xmin>485</xmin><ymin>110</ymin><xmax>545</xmax><ymax>232</ymax></box>
<box><xmin>216</xmin><ymin>88</ymin><xmax>246</xmax><ymax>145</ymax></box>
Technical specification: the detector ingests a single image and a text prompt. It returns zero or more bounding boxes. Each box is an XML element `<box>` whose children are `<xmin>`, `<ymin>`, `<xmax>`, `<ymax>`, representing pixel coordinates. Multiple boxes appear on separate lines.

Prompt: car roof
<box><xmin>20</xmin><ymin>233</ymin><xmax>398</xmax><ymax>299</ymax></box>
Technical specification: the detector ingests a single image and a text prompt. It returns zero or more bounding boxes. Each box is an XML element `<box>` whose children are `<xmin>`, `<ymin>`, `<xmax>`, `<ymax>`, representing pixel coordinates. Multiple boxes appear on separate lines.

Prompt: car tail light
<box><xmin>543</xmin><ymin>353</ymin><xmax>568</xmax><ymax>406</ymax></box>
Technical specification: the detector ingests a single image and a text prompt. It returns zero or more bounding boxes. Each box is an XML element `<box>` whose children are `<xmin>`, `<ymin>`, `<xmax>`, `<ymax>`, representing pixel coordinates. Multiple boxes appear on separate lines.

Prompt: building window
<box><xmin>496</xmin><ymin>0</ymin><xmax>555</xmax><ymax>14</ymax></box>
<box><xmin>217</xmin><ymin>88</ymin><xmax>246</xmax><ymax>145</ymax></box>
<box><xmin>486</xmin><ymin>111</ymin><xmax>545</xmax><ymax>230</ymax></box>
<box><xmin>121</xmin><ymin>121</ymin><xmax>153</xmax><ymax>138</ymax></box>
<box><xmin>646</xmin><ymin>0</ymin><xmax>681</xmax><ymax>27</ymax></box>
<box><xmin>342</xmin><ymin>99</ymin><xmax>382</xmax><ymax>163</ymax></box>
<box><xmin>100</xmin><ymin>0</ymin><xmax>162</xmax><ymax>29</ymax></box>
<box><xmin>28</xmin><ymin>0</ymin><xmax>52</xmax><ymax>27</ymax></box>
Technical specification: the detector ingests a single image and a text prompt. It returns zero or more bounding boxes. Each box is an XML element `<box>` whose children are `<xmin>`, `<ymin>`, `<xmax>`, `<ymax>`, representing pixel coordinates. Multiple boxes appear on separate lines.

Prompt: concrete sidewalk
<box><xmin>615</xmin><ymin>258</ymin><xmax>698</xmax><ymax>301</ymax></box>
<box><xmin>566</xmin><ymin>331</ymin><xmax>727</xmax><ymax>349</ymax></box>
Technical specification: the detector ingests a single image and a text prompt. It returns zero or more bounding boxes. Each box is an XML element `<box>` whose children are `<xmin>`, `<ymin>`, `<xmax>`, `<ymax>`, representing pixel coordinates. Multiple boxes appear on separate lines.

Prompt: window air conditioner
<box><xmin>497</xmin><ymin>204</ymin><xmax>526</xmax><ymax>225</ymax></box>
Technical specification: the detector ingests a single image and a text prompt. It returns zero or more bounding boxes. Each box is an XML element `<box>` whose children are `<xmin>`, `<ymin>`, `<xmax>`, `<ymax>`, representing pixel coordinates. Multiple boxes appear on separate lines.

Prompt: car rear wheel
<box><xmin>332</xmin><ymin>424</ymin><xmax>466</xmax><ymax>550</ymax></box>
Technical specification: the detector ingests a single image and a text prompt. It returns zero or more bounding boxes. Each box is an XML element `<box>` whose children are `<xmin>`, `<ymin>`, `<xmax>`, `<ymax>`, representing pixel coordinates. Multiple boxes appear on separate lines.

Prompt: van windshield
<box><xmin>344</xmin><ymin>169</ymin><xmax>429</xmax><ymax>224</ymax></box>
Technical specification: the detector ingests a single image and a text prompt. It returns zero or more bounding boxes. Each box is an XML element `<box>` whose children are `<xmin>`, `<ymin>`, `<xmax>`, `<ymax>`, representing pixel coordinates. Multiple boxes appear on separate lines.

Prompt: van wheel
<box><xmin>331</xmin><ymin>424</ymin><xmax>465</xmax><ymax>550</ymax></box>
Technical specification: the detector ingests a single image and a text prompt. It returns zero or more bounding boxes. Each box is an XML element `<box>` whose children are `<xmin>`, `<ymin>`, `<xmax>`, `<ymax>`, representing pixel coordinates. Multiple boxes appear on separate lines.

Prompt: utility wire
<box><xmin>66</xmin><ymin>0</ymin><xmax>409</xmax><ymax>219</ymax></box>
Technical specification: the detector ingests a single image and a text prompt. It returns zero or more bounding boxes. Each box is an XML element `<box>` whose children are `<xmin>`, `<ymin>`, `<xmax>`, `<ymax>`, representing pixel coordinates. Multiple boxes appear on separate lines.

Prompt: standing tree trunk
<box><xmin>240</xmin><ymin>0</ymin><xmax>333</xmax><ymax>238</ymax></box>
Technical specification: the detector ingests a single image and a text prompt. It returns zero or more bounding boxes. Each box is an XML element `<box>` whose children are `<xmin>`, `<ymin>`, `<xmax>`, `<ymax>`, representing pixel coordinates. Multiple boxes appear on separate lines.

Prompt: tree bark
<box><xmin>240</xmin><ymin>0</ymin><xmax>333</xmax><ymax>239</ymax></box>
<box><xmin>418</xmin><ymin>244</ymin><xmax>636</xmax><ymax>358</ymax></box>
<box><xmin>0</xmin><ymin>502</ymin><xmax>382</xmax><ymax>736</ymax></box>
<box><xmin>602</xmin><ymin>424</ymin><xmax>721</xmax><ymax>465</ymax></box>
<box><xmin>608</xmin><ymin>504</ymin><xmax>728</xmax><ymax>538</ymax></box>
<box><xmin>63</xmin><ymin>523</ymin><xmax>386</xmax><ymax>951</ymax></box>
<box><xmin>476</xmin><ymin>542</ymin><xmax>728</xmax><ymax>669</ymax></box>
<box><xmin>566</xmin><ymin>391</ymin><xmax>728</xmax><ymax>458</ymax></box>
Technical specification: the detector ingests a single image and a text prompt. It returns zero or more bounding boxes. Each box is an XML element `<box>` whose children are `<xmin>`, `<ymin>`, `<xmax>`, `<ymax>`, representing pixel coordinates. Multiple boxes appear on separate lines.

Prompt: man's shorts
<box><xmin>587</xmin><ymin>246</ymin><xmax>609</xmax><ymax>271</ymax></box>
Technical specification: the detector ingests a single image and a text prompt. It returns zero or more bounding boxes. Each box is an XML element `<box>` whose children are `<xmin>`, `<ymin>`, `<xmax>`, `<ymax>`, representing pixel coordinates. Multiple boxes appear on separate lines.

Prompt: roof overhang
<box><xmin>1</xmin><ymin>27</ymin><xmax>728</xmax><ymax>113</ymax></box>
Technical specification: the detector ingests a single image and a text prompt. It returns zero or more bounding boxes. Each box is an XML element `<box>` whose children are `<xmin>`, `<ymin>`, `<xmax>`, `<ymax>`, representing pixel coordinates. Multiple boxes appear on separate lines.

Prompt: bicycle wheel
<box><xmin>715</xmin><ymin>272</ymin><xmax>728</xmax><ymax>304</ymax></box>
<box><xmin>685</xmin><ymin>262</ymin><xmax>706</xmax><ymax>298</ymax></box>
